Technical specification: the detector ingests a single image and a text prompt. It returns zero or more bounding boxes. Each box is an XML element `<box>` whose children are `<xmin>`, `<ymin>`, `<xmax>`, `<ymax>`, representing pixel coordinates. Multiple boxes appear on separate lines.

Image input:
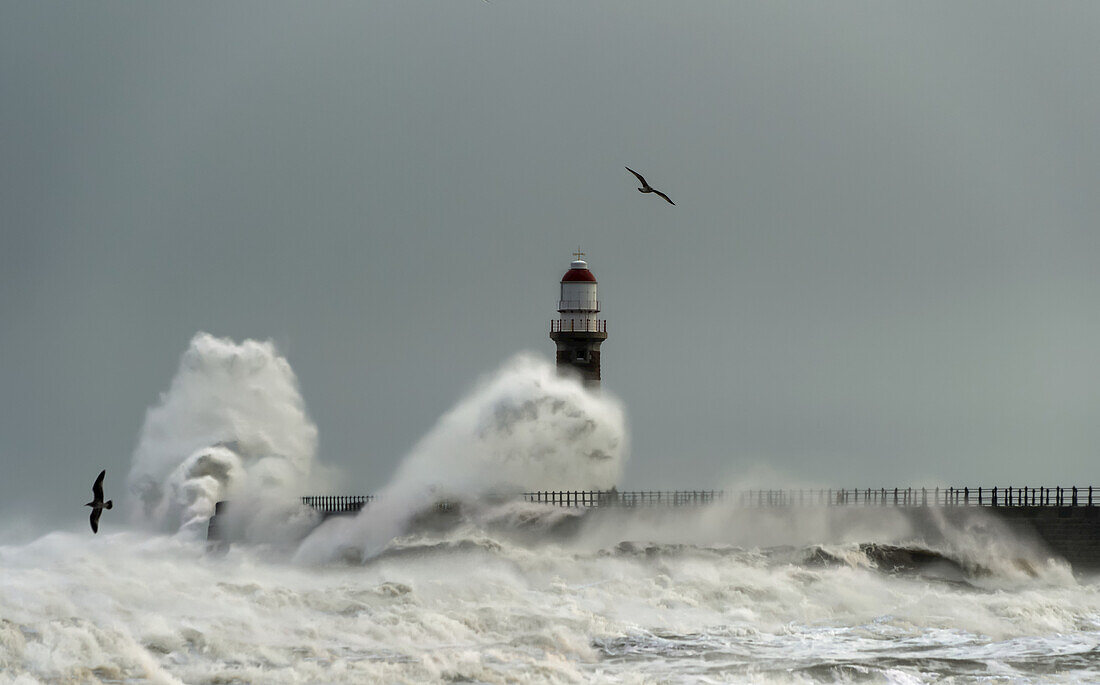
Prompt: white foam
<box><xmin>10</xmin><ymin>333</ymin><xmax>1082</xmax><ymax>682</ymax></box>
<box><xmin>126</xmin><ymin>333</ymin><xmax>325</xmax><ymax>540</ymax></box>
<box><xmin>3</xmin><ymin>528</ymin><xmax>1100</xmax><ymax>683</ymax></box>
<box><xmin>296</xmin><ymin>353</ymin><xmax>628</xmax><ymax>562</ymax></box>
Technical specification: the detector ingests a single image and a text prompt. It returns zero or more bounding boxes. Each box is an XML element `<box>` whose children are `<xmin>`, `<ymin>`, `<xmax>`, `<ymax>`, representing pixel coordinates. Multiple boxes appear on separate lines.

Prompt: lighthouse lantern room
<box><xmin>550</xmin><ymin>251</ymin><xmax>608</xmax><ymax>386</ymax></box>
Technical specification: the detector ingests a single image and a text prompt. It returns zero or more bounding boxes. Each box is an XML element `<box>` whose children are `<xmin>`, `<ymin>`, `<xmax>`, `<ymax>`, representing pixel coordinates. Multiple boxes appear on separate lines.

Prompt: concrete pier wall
<box><xmin>208</xmin><ymin>490</ymin><xmax>1100</xmax><ymax>570</ymax></box>
<box><xmin>905</xmin><ymin>505</ymin><xmax>1100</xmax><ymax>569</ymax></box>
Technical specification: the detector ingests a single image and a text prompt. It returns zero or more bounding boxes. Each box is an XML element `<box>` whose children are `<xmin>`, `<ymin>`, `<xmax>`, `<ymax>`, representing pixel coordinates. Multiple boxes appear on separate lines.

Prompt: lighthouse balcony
<box><xmin>550</xmin><ymin>318</ymin><xmax>607</xmax><ymax>334</ymax></box>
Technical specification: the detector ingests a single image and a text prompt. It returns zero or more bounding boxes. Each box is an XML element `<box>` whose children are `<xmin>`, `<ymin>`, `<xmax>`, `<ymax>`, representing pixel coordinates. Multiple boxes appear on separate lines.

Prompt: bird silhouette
<box><xmin>625</xmin><ymin>167</ymin><xmax>675</xmax><ymax>205</ymax></box>
<box><xmin>85</xmin><ymin>469</ymin><xmax>112</xmax><ymax>534</ymax></box>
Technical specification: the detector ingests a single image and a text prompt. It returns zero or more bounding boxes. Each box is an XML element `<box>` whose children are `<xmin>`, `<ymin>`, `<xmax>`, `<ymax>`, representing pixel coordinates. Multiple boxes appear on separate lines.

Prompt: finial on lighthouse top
<box><xmin>571</xmin><ymin>247</ymin><xmax>587</xmax><ymax>270</ymax></box>
<box><xmin>562</xmin><ymin>248</ymin><xmax>597</xmax><ymax>282</ymax></box>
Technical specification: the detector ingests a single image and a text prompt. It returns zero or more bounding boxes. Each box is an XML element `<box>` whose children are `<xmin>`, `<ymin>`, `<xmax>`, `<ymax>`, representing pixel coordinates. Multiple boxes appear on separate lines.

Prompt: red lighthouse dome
<box><xmin>561</xmin><ymin>259</ymin><xmax>598</xmax><ymax>283</ymax></box>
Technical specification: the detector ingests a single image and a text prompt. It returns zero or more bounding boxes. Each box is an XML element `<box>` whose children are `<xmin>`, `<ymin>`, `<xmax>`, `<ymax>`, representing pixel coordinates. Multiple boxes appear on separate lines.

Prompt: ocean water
<box><xmin>6</xmin><ymin>334</ymin><xmax>1099</xmax><ymax>683</ymax></box>
<box><xmin>3</xmin><ymin>505</ymin><xmax>1100</xmax><ymax>684</ymax></box>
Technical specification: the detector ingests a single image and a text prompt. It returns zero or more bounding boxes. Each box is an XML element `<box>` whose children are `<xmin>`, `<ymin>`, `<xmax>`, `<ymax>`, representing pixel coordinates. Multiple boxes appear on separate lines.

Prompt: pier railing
<box><xmin>523</xmin><ymin>490</ymin><xmax>722</xmax><ymax>507</ymax></box>
<box><xmin>521</xmin><ymin>487</ymin><xmax>1100</xmax><ymax>508</ymax></box>
<box><xmin>296</xmin><ymin>487</ymin><xmax>1100</xmax><ymax>515</ymax></box>
<box><xmin>301</xmin><ymin>495</ymin><xmax>373</xmax><ymax>513</ymax></box>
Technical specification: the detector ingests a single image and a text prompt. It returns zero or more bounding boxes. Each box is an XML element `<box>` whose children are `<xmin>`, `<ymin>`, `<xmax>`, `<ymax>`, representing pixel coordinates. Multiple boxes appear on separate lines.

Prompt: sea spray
<box><xmin>5</xmin><ymin>526</ymin><xmax>1097</xmax><ymax>683</ymax></box>
<box><xmin>297</xmin><ymin>353</ymin><xmax>628</xmax><ymax>563</ymax></box>
<box><xmin>127</xmin><ymin>333</ymin><xmax>326</xmax><ymax>540</ymax></box>
<box><xmin>7</xmin><ymin>345</ymin><xmax>1098</xmax><ymax>682</ymax></box>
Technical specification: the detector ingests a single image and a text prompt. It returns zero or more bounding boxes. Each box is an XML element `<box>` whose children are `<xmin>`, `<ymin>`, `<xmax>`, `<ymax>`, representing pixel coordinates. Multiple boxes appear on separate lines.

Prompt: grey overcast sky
<box><xmin>3</xmin><ymin>2</ymin><xmax>1099</xmax><ymax>527</ymax></box>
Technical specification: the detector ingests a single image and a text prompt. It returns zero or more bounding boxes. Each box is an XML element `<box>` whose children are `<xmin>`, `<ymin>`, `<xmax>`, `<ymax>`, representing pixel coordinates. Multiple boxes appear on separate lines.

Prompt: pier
<box><xmin>290</xmin><ymin>486</ymin><xmax>1098</xmax><ymax>514</ymax></box>
<box><xmin>208</xmin><ymin>486</ymin><xmax>1100</xmax><ymax>569</ymax></box>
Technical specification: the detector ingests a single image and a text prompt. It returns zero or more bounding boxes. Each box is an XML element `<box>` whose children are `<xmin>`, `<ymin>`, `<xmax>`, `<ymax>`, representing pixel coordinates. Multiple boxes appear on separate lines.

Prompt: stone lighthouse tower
<box><xmin>550</xmin><ymin>251</ymin><xmax>608</xmax><ymax>386</ymax></box>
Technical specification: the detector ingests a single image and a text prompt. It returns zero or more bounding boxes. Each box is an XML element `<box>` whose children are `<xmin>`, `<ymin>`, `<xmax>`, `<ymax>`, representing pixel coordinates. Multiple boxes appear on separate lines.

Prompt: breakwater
<box><xmin>290</xmin><ymin>486</ymin><xmax>1099</xmax><ymax>513</ymax></box>
<box><xmin>208</xmin><ymin>486</ymin><xmax>1100</xmax><ymax>569</ymax></box>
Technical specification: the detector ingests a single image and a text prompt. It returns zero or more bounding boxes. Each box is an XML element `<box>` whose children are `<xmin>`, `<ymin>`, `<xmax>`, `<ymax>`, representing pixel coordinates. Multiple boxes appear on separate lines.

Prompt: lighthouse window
<box><xmin>575</xmin><ymin>350</ymin><xmax>588</xmax><ymax>362</ymax></box>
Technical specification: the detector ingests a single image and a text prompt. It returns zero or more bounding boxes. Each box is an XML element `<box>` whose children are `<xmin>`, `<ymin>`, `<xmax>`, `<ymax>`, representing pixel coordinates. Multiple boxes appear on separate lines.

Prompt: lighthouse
<box><xmin>550</xmin><ymin>251</ymin><xmax>608</xmax><ymax>386</ymax></box>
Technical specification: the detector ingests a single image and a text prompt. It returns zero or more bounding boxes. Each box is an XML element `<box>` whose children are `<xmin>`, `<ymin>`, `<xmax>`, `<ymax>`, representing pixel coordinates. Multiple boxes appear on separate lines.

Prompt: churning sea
<box><xmin>7</xmin><ymin>336</ymin><xmax>1100</xmax><ymax>683</ymax></box>
<box><xmin>4</xmin><ymin>501</ymin><xmax>1100</xmax><ymax>685</ymax></box>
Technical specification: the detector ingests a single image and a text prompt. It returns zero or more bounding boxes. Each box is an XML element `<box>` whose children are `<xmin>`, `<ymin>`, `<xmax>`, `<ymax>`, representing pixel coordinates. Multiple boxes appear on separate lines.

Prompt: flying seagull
<box><xmin>625</xmin><ymin>167</ymin><xmax>675</xmax><ymax>205</ymax></box>
<box><xmin>85</xmin><ymin>469</ymin><xmax>113</xmax><ymax>534</ymax></box>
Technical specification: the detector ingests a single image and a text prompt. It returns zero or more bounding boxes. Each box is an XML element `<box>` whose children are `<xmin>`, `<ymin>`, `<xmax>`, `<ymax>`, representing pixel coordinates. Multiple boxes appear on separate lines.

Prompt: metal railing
<box><xmin>743</xmin><ymin>486</ymin><xmax>1097</xmax><ymax>507</ymax></box>
<box><xmin>550</xmin><ymin>319</ymin><xmax>607</xmax><ymax>333</ymax></box>
<box><xmin>522</xmin><ymin>487</ymin><xmax>1100</xmax><ymax>508</ymax></box>
<box><xmin>297</xmin><ymin>487</ymin><xmax>1100</xmax><ymax>514</ymax></box>
<box><xmin>524</xmin><ymin>490</ymin><xmax>721</xmax><ymax>507</ymax></box>
<box><xmin>301</xmin><ymin>495</ymin><xmax>373</xmax><ymax>513</ymax></box>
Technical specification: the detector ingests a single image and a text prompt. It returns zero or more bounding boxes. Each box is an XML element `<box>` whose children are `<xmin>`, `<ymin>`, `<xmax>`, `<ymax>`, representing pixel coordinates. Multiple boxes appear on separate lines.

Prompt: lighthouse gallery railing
<box><xmin>550</xmin><ymin>319</ymin><xmax>607</xmax><ymax>333</ymax></box>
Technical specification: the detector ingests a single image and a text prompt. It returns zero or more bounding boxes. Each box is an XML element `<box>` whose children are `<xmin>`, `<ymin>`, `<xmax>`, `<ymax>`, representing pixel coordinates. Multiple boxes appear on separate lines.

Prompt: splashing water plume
<box><xmin>126</xmin><ymin>333</ymin><xmax>324</xmax><ymax>541</ymax></box>
<box><xmin>297</xmin><ymin>353</ymin><xmax>628</xmax><ymax>563</ymax></box>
